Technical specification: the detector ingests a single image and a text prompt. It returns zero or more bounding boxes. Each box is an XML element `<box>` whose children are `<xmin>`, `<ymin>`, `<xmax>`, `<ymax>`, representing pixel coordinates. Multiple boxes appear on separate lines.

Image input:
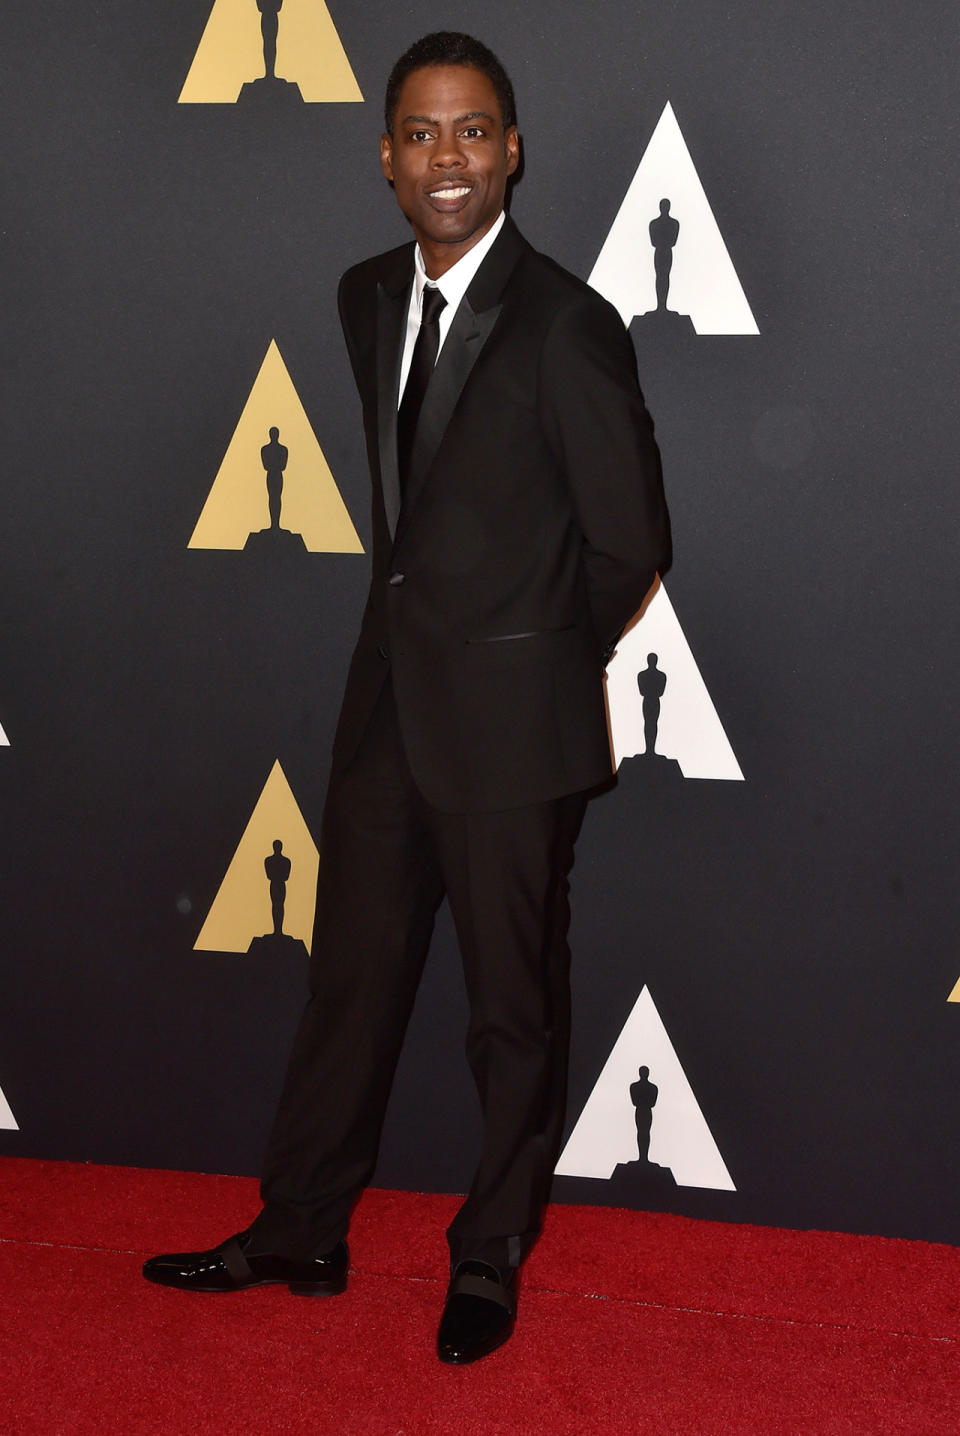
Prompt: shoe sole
<box><xmin>143</xmin><ymin>1273</ymin><xmax>348</xmax><ymax>1297</ymax></box>
<box><xmin>289</xmin><ymin>1276</ymin><xmax>348</xmax><ymax>1297</ymax></box>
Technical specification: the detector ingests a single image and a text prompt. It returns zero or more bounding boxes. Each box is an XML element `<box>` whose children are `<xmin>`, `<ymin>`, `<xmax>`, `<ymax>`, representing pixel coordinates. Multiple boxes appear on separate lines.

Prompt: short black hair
<box><xmin>384</xmin><ymin>32</ymin><xmax>517</xmax><ymax>135</ymax></box>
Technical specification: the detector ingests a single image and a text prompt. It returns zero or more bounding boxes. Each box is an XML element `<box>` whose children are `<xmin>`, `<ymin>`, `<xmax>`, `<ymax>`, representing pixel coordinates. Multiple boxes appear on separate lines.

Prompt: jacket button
<box><xmin>377</xmin><ymin>644</ymin><xmax>389</xmax><ymax>661</ymax></box>
<box><xmin>388</xmin><ymin>571</ymin><xmax>405</xmax><ymax>586</ymax></box>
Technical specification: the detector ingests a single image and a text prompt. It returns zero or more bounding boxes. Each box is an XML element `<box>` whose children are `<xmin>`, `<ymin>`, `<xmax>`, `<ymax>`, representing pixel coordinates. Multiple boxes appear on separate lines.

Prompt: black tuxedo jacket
<box><xmin>332</xmin><ymin>215</ymin><xmax>670</xmax><ymax>813</ymax></box>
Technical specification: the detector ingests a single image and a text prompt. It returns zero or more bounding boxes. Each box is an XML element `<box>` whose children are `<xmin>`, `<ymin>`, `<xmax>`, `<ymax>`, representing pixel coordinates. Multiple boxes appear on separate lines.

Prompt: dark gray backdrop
<box><xmin>2</xmin><ymin>1</ymin><xmax>959</xmax><ymax>1242</ymax></box>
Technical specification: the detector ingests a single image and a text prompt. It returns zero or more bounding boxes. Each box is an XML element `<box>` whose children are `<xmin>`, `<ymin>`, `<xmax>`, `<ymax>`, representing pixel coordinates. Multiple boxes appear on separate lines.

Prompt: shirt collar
<box><xmin>413</xmin><ymin>210</ymin><xmax>506</xmax><ymax>314</ymax></box>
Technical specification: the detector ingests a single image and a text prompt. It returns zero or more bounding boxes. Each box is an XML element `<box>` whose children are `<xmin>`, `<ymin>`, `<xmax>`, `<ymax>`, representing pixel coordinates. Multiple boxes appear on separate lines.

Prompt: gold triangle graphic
<box><xmin>195</xmin><ymin>760</ymin><xmax>320</xmax><ymax>954</ymax></box>
<box><xmin>948</xmin><ymin>976</ymin><xmax>960</xmax><ymax>1003</ymax></box>
<box><xmin>188</xmin><ymin>339</ymin><xmax>363</xmax><ymax>552</ymax></box>
<box><xmin>179</xmin><ymin>0</ymin><xmax>362</xmax><ymax>104</ymax></box>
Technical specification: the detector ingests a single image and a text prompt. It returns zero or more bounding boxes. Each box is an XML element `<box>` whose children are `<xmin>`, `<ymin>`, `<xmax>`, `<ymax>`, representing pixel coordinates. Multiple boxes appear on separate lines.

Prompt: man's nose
<box><xmin>433</xmin><ymin>129</ymin><xmax>466</xmax><ymax>167</ymax></box>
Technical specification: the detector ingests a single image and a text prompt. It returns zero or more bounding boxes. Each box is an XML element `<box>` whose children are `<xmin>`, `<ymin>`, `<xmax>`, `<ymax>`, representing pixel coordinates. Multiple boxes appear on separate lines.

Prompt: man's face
<box><xmin>381</xmin><ymin>64</ymin><xmax>519</xmax><ymax>275</ymax></box>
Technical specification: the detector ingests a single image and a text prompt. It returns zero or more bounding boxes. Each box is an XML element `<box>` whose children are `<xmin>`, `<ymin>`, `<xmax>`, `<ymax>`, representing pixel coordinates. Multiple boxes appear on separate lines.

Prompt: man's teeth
<box><xmin>431</xmin><ymin>186</ymin><xmax>471</xmax><ymax>198</ymax></box>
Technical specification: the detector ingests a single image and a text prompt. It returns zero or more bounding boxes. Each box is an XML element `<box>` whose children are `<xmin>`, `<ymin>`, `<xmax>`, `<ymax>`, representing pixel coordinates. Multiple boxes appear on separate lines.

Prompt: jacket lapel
<box><xmin>375</xmin><ymin>256</ymin><xmax>413</xmax><ymax>540</ymax></box>
<box><xmin>395</xmin><ymin>216</ymin><xmax>527</xmax><ymax>542</ymax></box>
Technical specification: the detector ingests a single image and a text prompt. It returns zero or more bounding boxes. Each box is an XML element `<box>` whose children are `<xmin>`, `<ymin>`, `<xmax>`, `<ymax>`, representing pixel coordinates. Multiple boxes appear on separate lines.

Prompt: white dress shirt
<box><xmin>397</xmin><ymin>210</ymin><xmax>506</xmax><ymax>408</ymax></box>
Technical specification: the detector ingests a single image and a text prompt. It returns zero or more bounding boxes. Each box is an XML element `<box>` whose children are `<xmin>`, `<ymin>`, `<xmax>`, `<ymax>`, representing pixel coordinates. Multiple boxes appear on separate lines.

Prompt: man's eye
<box><xmin>461</xmin><ymin>127</ymin><xmax>485</xmax><ymax>139</ymax></box>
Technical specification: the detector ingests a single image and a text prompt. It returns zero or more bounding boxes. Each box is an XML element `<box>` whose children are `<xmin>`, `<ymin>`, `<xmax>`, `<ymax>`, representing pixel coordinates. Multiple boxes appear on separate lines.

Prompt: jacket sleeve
<box><xmin>539</xmin><ymin>291</ymin><xmax>671</xmax><ymax>660</ymax></box>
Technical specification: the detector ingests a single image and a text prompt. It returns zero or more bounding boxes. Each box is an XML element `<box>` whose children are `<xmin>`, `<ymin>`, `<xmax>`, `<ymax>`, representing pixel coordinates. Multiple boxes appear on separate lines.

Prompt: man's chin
<box><xmin>414</xmin><ymin>211</ymin><xmax>497</xmax><ymax>253</ymax></box>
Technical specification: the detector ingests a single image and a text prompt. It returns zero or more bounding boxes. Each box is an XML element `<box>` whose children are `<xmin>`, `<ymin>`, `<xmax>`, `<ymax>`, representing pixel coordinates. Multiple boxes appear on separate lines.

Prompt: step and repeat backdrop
<box><xmin>2</xmin><ymin>1</ymin><xmax>959</xmax><ymax>1244</ymax></box>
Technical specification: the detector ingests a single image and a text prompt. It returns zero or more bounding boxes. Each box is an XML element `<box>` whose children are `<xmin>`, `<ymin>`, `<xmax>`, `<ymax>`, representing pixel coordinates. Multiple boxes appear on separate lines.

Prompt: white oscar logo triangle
<box><xmin>0</xmin><ymin>1082</ymin><xmax>18</xmax><ymax>1131</ymax></box>
<box><xmin>0</xmin><ymin>719</ymin><xmax>8</xmax><ymax>746</ymax></box>
<box><xmin>589</xmin><ymin>101</ymin><xmax>758</xmax><ymax>335</ymax></box>
<box><xmin>607</xmin><ymin>583</ymin><xmax>743</xmax><ymax>780</ymax></box>
<box><xmin>556</xmin><ymin>984</ymin><xmax>735</xmax><ymax>1191</ymax></box>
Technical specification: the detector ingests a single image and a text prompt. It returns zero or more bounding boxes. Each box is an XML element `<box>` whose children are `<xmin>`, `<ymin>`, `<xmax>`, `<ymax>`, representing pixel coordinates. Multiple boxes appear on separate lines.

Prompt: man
<box><xmin>144</xmin><ymin>32</ymin><xmax>670</xmax><ymax>1364</ymax></box>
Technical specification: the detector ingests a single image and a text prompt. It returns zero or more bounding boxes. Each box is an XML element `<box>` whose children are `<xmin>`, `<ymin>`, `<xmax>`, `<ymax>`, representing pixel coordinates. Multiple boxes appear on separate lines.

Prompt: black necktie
<box><xmin>397</xmin><ymin>285</ymin><xmax>446</xmax><ymax>490</ymax></box>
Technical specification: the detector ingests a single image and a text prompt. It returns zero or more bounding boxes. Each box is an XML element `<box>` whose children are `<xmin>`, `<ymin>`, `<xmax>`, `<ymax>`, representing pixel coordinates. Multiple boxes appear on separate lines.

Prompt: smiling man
<box><xmin>381</xmin><ymin>62</ymin><xmax>518</xmax><ymax>269</ymax></box>
<box><xmin>144</xmin><ymin>32</ymin><xmax>670</xmax><ymax>1364</ymax></box>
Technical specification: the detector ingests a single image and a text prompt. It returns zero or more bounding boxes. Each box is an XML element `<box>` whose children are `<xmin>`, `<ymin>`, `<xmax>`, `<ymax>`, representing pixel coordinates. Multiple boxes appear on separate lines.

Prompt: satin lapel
<box><xmin>395</xmin><ymin>217</ymin><xmax>527</xmax><ymax>543</ymax></box>
<box><xmin>396</xmin><ymin>299</ymin><xmax>502</xmax><ymax>535</ymax></box>
<box><xmin>376</xmin><ymin>276</ymin><xmax>411</xmax><ymax>541</ymax></box>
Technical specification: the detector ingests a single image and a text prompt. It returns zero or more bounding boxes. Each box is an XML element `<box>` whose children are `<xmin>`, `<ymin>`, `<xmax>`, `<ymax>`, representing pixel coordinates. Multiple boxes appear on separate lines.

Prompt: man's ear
<box><xmin>504</xmin><ymin>125</ymin><xmax>520</xmax><ymax>177</ymax></box>
<box><xmin>380</xmin><ymin>133</ymin><xmax>394</xmax><ymax>183</ymax></box>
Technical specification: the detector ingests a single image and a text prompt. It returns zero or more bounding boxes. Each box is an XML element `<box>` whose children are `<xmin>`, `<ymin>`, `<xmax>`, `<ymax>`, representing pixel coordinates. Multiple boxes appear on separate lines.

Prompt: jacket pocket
<box><xmin>465</xmin><ymin>624</ymin><xmax>576</xmax><ymax>645</ymax></box>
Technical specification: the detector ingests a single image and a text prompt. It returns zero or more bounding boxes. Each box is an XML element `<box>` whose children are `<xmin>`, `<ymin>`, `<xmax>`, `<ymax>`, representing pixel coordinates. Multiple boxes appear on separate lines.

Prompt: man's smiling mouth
<box><xmin>428</xmin><ymin>183</ymin><xmax>473</xmax><ymax>201</ymax></box>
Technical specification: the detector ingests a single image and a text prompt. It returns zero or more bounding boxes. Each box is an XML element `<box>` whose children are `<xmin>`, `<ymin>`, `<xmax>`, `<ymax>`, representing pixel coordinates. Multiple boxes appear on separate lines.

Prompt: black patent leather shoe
<box><xmin>142</xmin><ymin>1230</ymin><xmax>348</xmax><ymax>1296</ymax></box>
<box><xmin>436</xmin><ymin>1260</ymin><xmax>517</xmax><ymax>1364</ymax></box>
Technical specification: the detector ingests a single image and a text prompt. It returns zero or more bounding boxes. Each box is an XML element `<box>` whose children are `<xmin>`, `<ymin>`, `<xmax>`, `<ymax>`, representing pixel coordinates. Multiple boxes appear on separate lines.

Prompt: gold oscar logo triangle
<box><xmin>188</xmin><ymin>339</ymin><xmax>363</xmax><ymax>553</ymax></box>
<box><xmin>195</xmin><ymin>760</ymin><xmax>319</xmax><ymax>954</ymax></box>
<box><xmin>948</xmin><ymin>976</ymin><xmax>960</xmax><ymax>1003</ymax></box>
<box><xmin>180</xmin><ymin>0</ymin><xmax>362</xmax><ymax>104</ymax></box>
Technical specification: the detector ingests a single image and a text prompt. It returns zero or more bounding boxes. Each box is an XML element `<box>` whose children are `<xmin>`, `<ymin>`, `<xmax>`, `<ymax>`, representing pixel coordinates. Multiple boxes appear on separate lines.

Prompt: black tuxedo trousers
<box><xmin>247</xmin><ymin>678</ymin><xmax>587</xmax><ymax>1272</ymax></box>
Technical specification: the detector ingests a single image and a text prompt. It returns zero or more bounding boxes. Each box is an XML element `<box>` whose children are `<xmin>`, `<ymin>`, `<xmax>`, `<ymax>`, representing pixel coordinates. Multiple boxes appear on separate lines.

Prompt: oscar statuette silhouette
<box><xmin>237</xmin><ymin>1</ymin><xmax>305</xmax><ymax>108</ymax></box>
<box><xmin>631</xmin><ymin>199</ymin><xmax>695</xmax><ymax>341</ymax></box>
<box><xmin>606</xmin><ymin>1064</ymin><xmax>678</xmax><ymax>1200</ymax></box>
<box><xmin>614</xmin><ymin>655</ymin><xmax>683</xmax><ymax>797</ymax></box>
<box><xmin>247</xmin><ymin>840</ymin><xmax>308</xmax><ymax>960</ymax></box>
<box><xmin>244</xmin><ymin>426</ymin><xmax>308</xmax><ymax>555</ymax></box>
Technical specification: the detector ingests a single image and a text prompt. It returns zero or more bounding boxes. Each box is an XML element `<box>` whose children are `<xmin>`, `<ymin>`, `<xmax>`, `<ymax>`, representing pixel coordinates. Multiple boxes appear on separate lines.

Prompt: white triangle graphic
<box><xmin>0</xmin><ymin>1082</ymin><xmax>19</xmax><ymax>1131</ymax></box>
<box><xmin>588</xmin><ymin>102</ymin><xmax>758</xmax><ymax>335</ymax></box>
<box><xmin>607</xmin><ymin>583</ymin><xmax>743</xmax><ymax>780</ymax></box>
<box><xmin>0</xmin><ymin>720</ymin><xmax>8</xmax><ymax>746</ymax></box>
<box><xmin>556</xmin><ymin>985</ymin><xmax>735</xmax><ymax>1191</ymax></box>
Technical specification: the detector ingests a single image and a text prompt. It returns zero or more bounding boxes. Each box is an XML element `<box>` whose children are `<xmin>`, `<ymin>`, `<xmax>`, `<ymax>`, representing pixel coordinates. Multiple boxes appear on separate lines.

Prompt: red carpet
<box><xmin>1</xmin><ymin>1159</ymin><xmax>957</xmax><ymax>1433</ymax></box>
